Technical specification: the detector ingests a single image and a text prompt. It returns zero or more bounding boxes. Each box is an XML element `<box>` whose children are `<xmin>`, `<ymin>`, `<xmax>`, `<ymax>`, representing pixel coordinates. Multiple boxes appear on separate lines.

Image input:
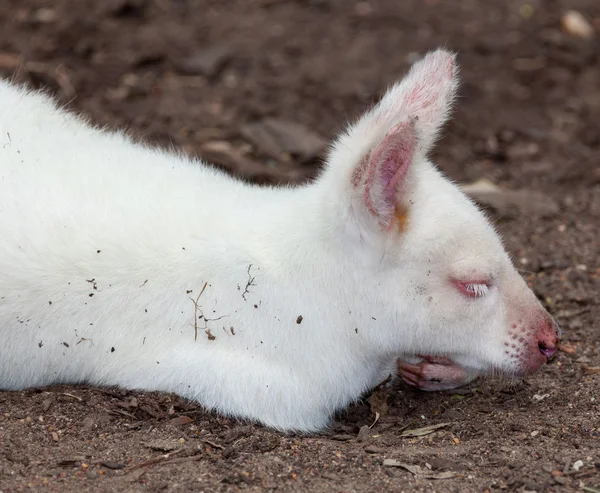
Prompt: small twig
<box><xmin>127</xmin><ymin>448</ymin><xmax>189</xmax><ymax>471</ymax></box>
<box><xmin>151</xmin><ymin>455</ymin><xmax>204</xmax><ymax>467</ymax></box>
<box><xmin>106</xmin><ymin>408</ymin><xmax>138</xmax><ymax>420</ymax></box>
<box><xmin>241</xmin><ymin>264</ymin><xmax>256</xmax><ymax>301</ymax></box>
<box><xmin>190</xmin><ymin>282</ymin><xmax>208</xmax><ymax>341</ymax></box>
<box><xmin>200</xmin><ymin>439</ymin><xmax>224</xmax><ymax>450</ymax></box>
<box><xmin>371</xmin><ymin>374</ymin><xmax>392</xmax><ymax>392</ymax></box>
<box><xmin>369</xmin><ymin>412</ymin><xmax>380</xmax><ymax>429</ymax></box>
<box><xmin>396</xmin><ymin>419</ymin><xmax>418</xmax><ymax>434</ymax></box>
<box><xmin>557</xmin><ymin>307</ymin><xmax>590</xmax><ymax>319</ymax></box>
<box><xmin>55</xmin><ymin>64</ymin><xmax>76</xmax><ymax>100</ymax></box>
<box><xmin>76</xmin><ymin>337</ymin><xmax>94</xmax><ymax>347</ymax></box>
<box><xmin>59</xmin><ymin>392</ymin><xmax>82</xmax><ymax>402</ymax></box>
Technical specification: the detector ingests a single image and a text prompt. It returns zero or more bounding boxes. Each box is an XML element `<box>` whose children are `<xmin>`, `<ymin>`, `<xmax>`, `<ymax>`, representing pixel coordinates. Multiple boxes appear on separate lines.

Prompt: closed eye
<box><xmin>454</xmin><ymin>280</ymin><xmax>490</xmax><ymax>298</ymax></box>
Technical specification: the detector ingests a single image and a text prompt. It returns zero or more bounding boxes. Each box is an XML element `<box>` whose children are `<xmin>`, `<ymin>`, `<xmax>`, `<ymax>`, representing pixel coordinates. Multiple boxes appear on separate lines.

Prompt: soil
<box><xmin>1</xmin><ymin>0</ymin><xmax>599</xmax><ymax>492</ymax></box>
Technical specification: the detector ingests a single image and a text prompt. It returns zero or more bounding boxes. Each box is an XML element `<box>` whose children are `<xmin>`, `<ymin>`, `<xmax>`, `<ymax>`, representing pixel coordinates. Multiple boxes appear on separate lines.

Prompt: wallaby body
<box><xmin>0</xmin><ymin>51</ymin><xmax>559</xmax><ymax>431</ymax></box>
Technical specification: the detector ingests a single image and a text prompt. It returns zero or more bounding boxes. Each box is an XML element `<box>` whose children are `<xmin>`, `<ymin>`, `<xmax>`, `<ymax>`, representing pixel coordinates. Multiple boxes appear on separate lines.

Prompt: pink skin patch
<box><xmin>401</xmin><ymin>313</ymin><xmax>560</xmax><ymax>390</ymax></box>
<box><xmin>503</xmin><ymin>315</ymin><xmax>560</xmax><ymax>375</ymax></box>
<box><xmin>398</xmin><ymin>356</ymin><xmax>471</xmax><ymax>391</ymax></box>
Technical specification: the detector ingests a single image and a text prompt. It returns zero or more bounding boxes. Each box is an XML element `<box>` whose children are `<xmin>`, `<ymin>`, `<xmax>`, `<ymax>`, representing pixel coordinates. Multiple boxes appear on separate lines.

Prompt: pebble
<box><xmin>541</xmin><ymin>463</ymin><xmax>554</xmax><ymax>473</ymax></box>
<box><xmin>562</xmin><ymin>10</ymin><xmax>595</xmax><ymax>39</ymax></box>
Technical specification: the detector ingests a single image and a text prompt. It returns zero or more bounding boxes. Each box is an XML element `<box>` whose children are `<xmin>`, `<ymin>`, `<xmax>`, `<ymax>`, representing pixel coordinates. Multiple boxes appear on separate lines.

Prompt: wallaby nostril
<box><xmin>538</xmin><ymin>342</ymin><xmax>556</xmax><ymax>359</ymax></box>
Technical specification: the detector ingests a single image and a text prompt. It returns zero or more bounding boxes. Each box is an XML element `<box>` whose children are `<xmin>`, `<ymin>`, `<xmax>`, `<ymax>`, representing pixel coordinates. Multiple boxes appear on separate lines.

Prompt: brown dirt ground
<box><xmin>1</xmin><ymin>0</ymin><xmax>599</xmax><ymax>492</ymax></box>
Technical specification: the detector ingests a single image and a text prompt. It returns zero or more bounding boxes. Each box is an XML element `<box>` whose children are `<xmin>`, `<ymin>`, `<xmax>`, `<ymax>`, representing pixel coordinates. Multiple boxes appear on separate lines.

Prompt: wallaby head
<box><xmin>318</xmin><ymin>49</ymin><xmax>560</xmax><ymax>378</ymax></box>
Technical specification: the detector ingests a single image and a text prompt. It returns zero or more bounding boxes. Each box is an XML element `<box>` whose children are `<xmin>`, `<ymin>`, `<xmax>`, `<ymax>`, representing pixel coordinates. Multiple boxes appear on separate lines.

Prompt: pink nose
<box><xmin>537</xmin><ymin>317</ymin><xmax>561</xmax><ymax>360</ymax></box>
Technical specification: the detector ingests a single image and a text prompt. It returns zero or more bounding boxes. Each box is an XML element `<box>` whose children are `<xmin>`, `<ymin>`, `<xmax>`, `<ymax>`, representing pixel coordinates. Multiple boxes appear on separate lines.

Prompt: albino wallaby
<box><xmin>0</xmin><ymin>50</ymin><xmax>560</xmax><ymax>431</ymax></box>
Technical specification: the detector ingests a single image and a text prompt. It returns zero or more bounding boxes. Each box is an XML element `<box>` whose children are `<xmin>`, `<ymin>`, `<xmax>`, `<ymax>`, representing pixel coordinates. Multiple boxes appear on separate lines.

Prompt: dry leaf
<box><xmin>382</xmin><ymin>460</ymin><xmax>458</xmax><ymax>479</ymax></box>
<box><xmin>168</xmin><ymin>416</ymin><xmax>193</xmax><ymax>426</ymax></box>
<box><xmin>367</xmin><ymin>387</ymin><xmax>392</xmax><ymax>418</ymax></box>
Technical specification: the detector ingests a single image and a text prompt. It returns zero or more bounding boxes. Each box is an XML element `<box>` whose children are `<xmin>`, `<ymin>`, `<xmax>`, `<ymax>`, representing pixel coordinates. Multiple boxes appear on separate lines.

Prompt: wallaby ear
<box><xmin>350</xmin><ymin>118</ymin><xmax>417</xmax><ymax>230</ymax></box>
<box><xmin>326</xmin><ymin>49</ymin><xmax>459</xmax><ymax>233</ymax></box>
<box><xmin>372</xmin><ymin>49</ymin><xmax>458</xmax><ymax>150</ymax></box>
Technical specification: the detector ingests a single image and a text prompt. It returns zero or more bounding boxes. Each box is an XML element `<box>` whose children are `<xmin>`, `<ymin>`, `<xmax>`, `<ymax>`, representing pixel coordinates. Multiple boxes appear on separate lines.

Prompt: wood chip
<box><xmin>382</xmin><ymin>460</ymin><xmax>459</xmax><ymax>479</ymax></box>
<box><xmin>128</xmin><ymin>448</ymin><xmax>200</xmax><ymax>472</ymax></box>
<box><xmin>330</xmin><ymin>434</ymin><xmax>354</xmax><ymax>442</ymax></box>
<box><xmin>461</xmin><ymin>179</ymin><xmax>559</xmax><ymax>218</ymax></box>
<box><xmin>82</xmin><ymin>416</ymin><xmax>95</xmax><ymax>432</ymax></box>
<box><xmin>42</xmin><ymin>398</ymin><xmax>53</xmax><ymax>412</ymax></box>
<box><xmin>200</xmin><ymin>439</ymin><xmax>225</xmax><ymax>450</ymax></box>
<box><xmin>168</xmin><ymin>415</ymin><xmax>194</xmax><ymax>426</ymax></box>
<box><xmin>56</xmin><ymin>459</ymin><xmax>82</xmax><ymax>468</ymax></box>
<box><xmin>144</xmin><ymin>439</ymin><xmax>181</xmax><ymax>452</ymax></box>
<box><xmin>399</xmin><ymin>422</ymin><xmax>451</xmax><ymax>438</ymax></box>
<box><xmin>100</xmin><ymin>460</ymin><xmax>126</xmax><ymax>470</ymax></box>
<box><xmin>240</xmin><ymin>118</ymin><xmax>326</xmax><ymax>162</ymax></box>
<box><xmin>127</xmin><ymin>448</ymin><xmax>188</xmax><ymax>471</ymax></box>
<box><xmin>124</xmin><ymin>469</ymin><xmax>147</xmax><ymax>482</ymax></box>
<box><xmin>0</xmin><ymin>52</ymin><xmax>20</xmax><ymax>71</ymax></box>
<box><xmin>33</xmin><ymin>8</ymin><xmax>57</xmax><ymax>23</ymax></box>
<box><xmin>105</xmin><ymin>0</ymin><xmax>148</xmax><ymax>16</ymax></box>
<box><xmin>428</xmin><ymin>457</ymin><xmax>467</xmax><ymax>471</ymax></box>
<box><xmin>558</xmin><ymin>342</ymin><xmax>577</xmax><ymax>354</ymax></box>
<box><xmin>356</xmin><ymin>425</ymin><xmax>371</xmax><ymax>442</ymax></box>
<box><xmin>174</xmin><ymin>45</ymin><xmax>232</xmax><ymax>78</ymax></box>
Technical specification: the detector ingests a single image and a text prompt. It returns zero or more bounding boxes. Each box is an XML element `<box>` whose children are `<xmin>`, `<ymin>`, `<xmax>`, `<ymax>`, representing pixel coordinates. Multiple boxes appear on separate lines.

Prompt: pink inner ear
<box><xmin>362</xmin><ymin>120</ymin><xmax>417</xmax><ymax>223</ymax></box>
<box><xmin>381</xmin><ymin>122</ymin><xmax>416</xmax><ymax>204</ymax></box>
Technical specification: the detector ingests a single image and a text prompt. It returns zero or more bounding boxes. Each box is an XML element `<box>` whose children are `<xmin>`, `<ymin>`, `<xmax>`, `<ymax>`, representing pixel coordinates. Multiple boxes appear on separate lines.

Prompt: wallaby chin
<box><xmin>0</xmin><ymin>49</ymin><xmax>559</xmax><ymax>432</ymax></box>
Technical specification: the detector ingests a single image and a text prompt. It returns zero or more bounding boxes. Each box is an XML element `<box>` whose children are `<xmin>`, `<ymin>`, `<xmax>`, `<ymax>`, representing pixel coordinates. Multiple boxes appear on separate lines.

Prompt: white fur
<box><xmin>0</xmin><ymin>50</ymin><xmax>554</xmax><ymax>431</ymax></box>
